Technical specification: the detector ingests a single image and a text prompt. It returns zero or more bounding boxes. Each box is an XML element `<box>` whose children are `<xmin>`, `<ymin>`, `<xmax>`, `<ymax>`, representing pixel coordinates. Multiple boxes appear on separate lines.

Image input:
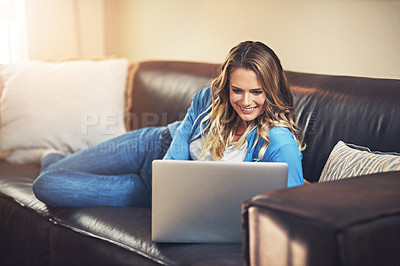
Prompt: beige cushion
<box><xmin>0</xmin><ymin>59</ymin><xmax>129</xmax><ymax>162</ymax></box>
<box><xmin>319</xmin><ymin>141</ymin><xmax>400</xmax><ymax>182</ymax></box>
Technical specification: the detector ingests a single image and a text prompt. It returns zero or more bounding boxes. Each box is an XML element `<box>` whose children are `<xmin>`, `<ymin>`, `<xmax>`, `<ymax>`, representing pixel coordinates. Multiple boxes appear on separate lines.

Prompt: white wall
<box><xmin>23</xmin><ymin>0</ymin><xmax>400</xmax><ymax>78</ymax></box>
<box><xmin>26</xmin><ymin>0</ymin><xmax>105</xmax><ymax>60</ymax></box>
<box><xmin>104</xmin><ymin>0</ymin><xmax>400</xmax><ymax>79</ymax></box>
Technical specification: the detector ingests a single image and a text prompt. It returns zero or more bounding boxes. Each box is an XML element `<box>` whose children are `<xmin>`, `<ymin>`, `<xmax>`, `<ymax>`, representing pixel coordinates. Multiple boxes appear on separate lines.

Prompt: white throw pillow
<box><xmin>319</xmin><ymin>141</ymin><xmax>400</xmax><ymax>182</ymax></box>
<box><xmin>0</xmin><ymin>59</ymin><xmax>129</xmax><ymax>162</ymax></box>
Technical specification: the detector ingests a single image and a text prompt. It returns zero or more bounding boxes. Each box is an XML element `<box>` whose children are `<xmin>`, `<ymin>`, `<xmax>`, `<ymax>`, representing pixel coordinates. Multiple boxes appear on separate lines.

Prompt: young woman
<box><xmin>33</xmin><ymin>41</ymin><xmax>304</xmax><ymax>208</ymax></box>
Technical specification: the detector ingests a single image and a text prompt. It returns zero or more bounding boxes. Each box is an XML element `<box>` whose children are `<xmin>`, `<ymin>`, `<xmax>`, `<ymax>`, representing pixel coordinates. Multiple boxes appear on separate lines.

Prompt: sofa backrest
<box><xmin>127</xmin><ymin>61</ymin><xmax>400</xmax><ymax>182</ymax></box>
<box><xmin>126</xmin><ymin>61</ymin><xmax>219</xmax><ymax>131</ymax></box>
<box><xmin>286</xmin><ymin>71</ymin><xmax>400</xmax><ymax>182</ymax></box>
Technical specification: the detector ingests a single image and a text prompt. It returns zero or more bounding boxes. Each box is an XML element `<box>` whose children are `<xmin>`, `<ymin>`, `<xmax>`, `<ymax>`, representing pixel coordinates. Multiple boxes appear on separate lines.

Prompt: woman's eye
<box><xmin>232</xmin><ymin>88</ymin><xmax>242</xmax><ymax>93</ymax></box>
<box><xmin>252</xmin><ymin>90</ymin><xmax>263</xmax><ymax>95</ymax></box>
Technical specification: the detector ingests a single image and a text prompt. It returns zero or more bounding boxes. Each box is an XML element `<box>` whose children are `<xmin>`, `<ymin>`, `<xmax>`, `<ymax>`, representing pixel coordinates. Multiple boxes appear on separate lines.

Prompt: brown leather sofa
<box><xmin>1</xmin><ymin>61</ymin><xmax>399</xmax><ymax>265</ymax></box>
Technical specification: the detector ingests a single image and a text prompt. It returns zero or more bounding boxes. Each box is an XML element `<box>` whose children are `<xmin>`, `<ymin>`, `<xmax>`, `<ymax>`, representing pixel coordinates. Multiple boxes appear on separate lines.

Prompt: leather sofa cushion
<box><xmin>0</xmin><ymin>160</ymin><xmax>242</xmax><ymax>265</ymax></box>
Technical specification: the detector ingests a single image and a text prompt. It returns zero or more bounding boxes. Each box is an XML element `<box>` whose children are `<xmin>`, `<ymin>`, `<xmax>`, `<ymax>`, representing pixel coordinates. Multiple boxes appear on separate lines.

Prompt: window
<box><xmin>0</xmin><ymin>0</ymin><xmax>28</xmax><ymax>63</ymax></box>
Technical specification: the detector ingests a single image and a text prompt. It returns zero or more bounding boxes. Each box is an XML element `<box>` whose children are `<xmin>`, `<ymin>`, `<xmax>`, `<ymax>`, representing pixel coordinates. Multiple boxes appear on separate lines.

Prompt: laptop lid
<box><xmin>152</xmin><ymin>160</ymin><xmax>288</xmax><ymax>243</ymax></box>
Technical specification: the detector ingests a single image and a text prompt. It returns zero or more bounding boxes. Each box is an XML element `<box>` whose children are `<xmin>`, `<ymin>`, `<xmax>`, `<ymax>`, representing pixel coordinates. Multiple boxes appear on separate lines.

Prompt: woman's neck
<box><xmin>233</xmin><ymin>119</ymin><xmax>248</xmax><ymax>141</ymax></box>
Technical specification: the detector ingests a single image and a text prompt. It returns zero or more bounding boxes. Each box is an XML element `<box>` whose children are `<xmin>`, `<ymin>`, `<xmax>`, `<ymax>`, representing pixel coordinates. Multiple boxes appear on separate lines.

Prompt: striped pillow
<box><xmin>319</xmin><ymin>141</ymin><xmax>400</xmax><ymax>182</ymax></box>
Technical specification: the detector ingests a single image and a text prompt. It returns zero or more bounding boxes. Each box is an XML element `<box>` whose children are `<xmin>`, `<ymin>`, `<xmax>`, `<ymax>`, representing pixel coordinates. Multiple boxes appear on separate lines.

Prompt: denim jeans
<box><xmin>32</xmin><ymin>126</ymin><xmax>171</xmax><ymax>208</ymax></box>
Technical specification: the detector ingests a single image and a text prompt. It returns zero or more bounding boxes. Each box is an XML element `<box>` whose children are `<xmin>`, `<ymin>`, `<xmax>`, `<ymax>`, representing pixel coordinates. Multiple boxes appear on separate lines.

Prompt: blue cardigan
<box><xmin>164</xmin><ymin>87</ymin><xmax>304</xmax><ymax>187</ymax></box>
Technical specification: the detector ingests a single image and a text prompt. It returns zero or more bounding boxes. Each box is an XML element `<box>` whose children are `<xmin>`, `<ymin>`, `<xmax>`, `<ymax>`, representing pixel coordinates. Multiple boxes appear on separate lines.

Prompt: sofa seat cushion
<box><xmin>0</xmin><ymin>160</ymin><xmax>63</xmax><ymax>216</ymax></box>
<box><xmin>51</xmin><ymin>206</ymin><xmax>242</xmax><ymax>265</ymax></box>
<box><xmin>242</xmin><ymin>171</ymin><xmax>400</xmax><ymax>266</ymax></box>
<box><xmin>0</xmin><ymin>160</ymin><xmax>242</xmax><ymax>265</ymax></box>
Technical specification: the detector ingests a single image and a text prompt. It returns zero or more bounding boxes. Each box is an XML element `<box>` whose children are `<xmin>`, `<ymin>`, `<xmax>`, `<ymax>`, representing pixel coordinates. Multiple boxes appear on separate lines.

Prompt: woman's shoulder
<box><xmin>194</xmin><ymin>87</ymin><xmax>212</xmax><ymax>101</ymax></box>
<box><xmin>267</xmin><ymin>126</ymin><xmax>298</xmax><ymax>147</ymax></box>
<box><xmin>252</xmin><ymin>126</ymin><xmax>301</xmax><ymax>162</ymax></box>
<box><xmin>192</xmin><ymin>87</ymin><xmax>213</xmax><ymax>111</ymax></box>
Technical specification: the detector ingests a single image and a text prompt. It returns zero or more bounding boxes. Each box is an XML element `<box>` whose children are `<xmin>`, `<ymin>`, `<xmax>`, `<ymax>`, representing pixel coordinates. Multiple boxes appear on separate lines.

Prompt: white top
<box><xmin>189</xmin><ymin>137</ymin><xmax>247</xmax><ymax>161</ymax></box>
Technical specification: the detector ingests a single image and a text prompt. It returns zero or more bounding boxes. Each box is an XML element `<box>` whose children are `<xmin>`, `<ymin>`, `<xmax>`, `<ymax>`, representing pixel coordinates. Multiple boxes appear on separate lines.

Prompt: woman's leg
<box><xmin>41</xmin><ymin>126</ymin><xmax>167</xmax><ymax>175</ymax></box>
<box><xmin>33</xmin><ymin>126</ymin><xmax>171</xmax><ymax>207</ymax></box>
<box><xmin>33</xmin><ymin>170</ymin><xmax>149</xmax><ymax>207</ymax></box>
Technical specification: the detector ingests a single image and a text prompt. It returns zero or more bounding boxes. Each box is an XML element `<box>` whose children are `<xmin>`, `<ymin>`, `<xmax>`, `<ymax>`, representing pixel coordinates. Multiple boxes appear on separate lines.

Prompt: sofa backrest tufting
<box><xmin>127</xmin><ymin>61</ymin><xmax>400</xmax><ymax>182</ymax></box>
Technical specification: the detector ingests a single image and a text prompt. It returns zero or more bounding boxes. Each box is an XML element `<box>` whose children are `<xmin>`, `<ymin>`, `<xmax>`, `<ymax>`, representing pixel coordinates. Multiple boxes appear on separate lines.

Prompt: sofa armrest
<box><xmin>242</xmin><ymin>171</ymin><xmax>400</xmax><ymax>266</ymax></box>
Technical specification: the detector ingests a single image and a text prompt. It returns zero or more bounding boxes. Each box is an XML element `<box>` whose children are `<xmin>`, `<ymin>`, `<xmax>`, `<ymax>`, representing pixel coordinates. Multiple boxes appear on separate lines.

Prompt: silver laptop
<box><xmin>151</xmin><ymin>160</ymin><xmax>288</xmax><ymax>243</ymax></box>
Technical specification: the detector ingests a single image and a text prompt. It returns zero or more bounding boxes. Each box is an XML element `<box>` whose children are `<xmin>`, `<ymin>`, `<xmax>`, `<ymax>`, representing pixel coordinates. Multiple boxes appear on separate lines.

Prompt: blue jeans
<box><xmin>32</xmin><ymin>126</ymin><xmax>171</xmax><ymax>208</ymax></box>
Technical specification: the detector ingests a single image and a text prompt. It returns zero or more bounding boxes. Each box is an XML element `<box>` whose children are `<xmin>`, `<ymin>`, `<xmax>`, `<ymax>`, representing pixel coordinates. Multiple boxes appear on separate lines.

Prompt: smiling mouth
<box><xmin>240</xmin><ymin>106</ymin><xmax>257</xmax><ymax>113</ymax></box>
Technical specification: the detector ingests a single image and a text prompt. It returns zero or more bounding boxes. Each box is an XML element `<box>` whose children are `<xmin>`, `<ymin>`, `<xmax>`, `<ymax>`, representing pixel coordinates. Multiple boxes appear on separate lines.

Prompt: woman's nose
<box><xmin>242</xmin><ymin>93</ymin><xmax>251</xmax><ymax>105</ymax></box>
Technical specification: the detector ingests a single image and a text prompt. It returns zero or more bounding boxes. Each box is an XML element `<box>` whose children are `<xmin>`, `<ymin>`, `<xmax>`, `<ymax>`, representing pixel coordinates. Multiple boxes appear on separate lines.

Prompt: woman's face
<box><xmin>229</xmin><ymin>68</ymin><xmax>266</xmax><ymax>124</ymax></box>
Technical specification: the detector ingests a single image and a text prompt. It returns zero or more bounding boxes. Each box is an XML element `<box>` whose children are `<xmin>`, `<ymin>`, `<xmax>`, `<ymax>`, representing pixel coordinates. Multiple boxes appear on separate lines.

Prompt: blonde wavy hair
<box><xmin>199</xmin><ymin>41</ymin><xmax>304</xmax><ymax>160</ymax></box>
